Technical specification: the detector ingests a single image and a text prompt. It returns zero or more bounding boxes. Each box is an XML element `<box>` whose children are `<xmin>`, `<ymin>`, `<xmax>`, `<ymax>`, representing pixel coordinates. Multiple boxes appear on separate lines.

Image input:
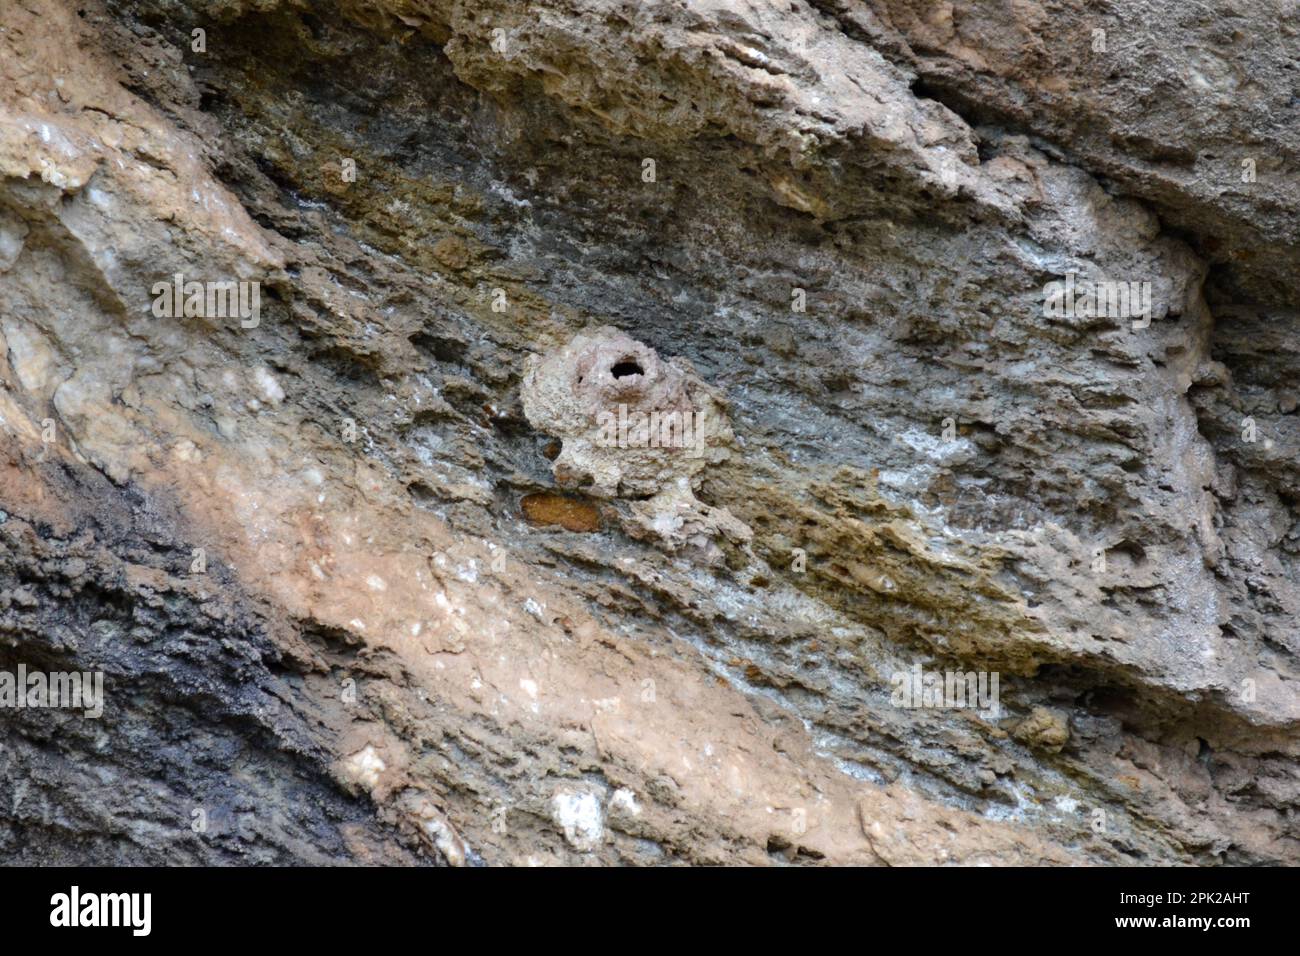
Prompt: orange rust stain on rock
<box><xmin>520</xmin><ymin>493</ymin><xmax>601</xmax><ymax>533</ymax></box>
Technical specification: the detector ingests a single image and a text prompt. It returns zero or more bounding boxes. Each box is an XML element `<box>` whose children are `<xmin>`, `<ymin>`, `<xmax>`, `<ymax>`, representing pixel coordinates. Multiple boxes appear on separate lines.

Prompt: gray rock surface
<box><xmin>0</xmin><ymin>0</ymin><xmax>1295</xmax><ymax>864</ymax></box>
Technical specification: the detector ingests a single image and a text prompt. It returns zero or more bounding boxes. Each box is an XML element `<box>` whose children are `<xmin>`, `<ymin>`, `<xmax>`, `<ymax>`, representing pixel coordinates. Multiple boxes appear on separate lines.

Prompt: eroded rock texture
<box><xmin>0</xmin><ymin>0</ymin><xmax>1296</xmax><ymax>865</ymax></box>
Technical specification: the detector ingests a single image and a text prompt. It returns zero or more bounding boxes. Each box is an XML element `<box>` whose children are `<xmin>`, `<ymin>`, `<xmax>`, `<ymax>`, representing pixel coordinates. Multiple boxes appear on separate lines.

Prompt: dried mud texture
<box><xmin>0</xmin><ymin>0</ymin><xmax>1295</xmax><ymax>865</ymax></box>
<box><xmin>521</xmin><ymin>325</ymin><xmax>750</xmax><ymax>553</ymax></box>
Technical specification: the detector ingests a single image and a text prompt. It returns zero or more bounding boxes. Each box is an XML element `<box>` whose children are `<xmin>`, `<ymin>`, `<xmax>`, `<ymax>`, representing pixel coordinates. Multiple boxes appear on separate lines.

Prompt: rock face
<box><xmin>0</xmin><ymin>0</ymin><xmax>1295</xmax><ymax>865</ymax></box>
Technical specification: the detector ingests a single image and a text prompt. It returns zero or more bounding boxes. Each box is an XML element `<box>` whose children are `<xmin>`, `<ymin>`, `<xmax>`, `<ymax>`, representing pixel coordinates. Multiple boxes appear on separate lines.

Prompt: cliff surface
<box><xmin>0</xmin><ymin>0</ymin><xmax>1296</xmax><ymax>865</ymax></box>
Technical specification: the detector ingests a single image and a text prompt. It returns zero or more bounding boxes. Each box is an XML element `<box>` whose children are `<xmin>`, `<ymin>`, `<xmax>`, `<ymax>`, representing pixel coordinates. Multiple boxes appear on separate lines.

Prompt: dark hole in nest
<box><xmin>610</xmin><ymin>360</ymin><xmax>644</xmax><ymax>379</ymax></box>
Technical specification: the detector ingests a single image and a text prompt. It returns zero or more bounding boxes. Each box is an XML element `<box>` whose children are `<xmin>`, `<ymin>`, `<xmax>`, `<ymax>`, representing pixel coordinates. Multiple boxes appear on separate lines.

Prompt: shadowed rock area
<box><xmin>0</xmin><ymin>0</ymin><xmax>1295</xmax><ymax>865</ymax></box>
